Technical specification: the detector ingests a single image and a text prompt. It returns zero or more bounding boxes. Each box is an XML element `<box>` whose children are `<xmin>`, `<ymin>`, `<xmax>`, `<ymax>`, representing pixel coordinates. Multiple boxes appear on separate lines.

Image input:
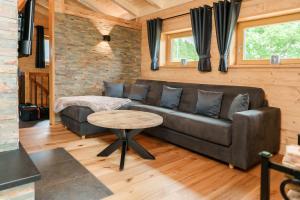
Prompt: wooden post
<box><xmin>25</xmin><ymin>72</ymin><xmax>30</xmax><ymax>103</ymax></box>
<box><xmin>49</xmin><ymin>0</ymin><xmax>65</xmax><ymax>125</ymax></box>
<box><xmin>34</xmin><ymin>75</ymin><xmax>37</xmax><ymax>105</ymax></box>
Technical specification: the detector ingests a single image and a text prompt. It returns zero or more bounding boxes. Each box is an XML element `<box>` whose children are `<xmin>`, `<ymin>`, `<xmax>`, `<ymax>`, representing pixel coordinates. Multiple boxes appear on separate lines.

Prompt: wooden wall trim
<box><xmin>49</xmin><ymin>0</ymin><xmax>56</xmax><ymax>125</ymax></box>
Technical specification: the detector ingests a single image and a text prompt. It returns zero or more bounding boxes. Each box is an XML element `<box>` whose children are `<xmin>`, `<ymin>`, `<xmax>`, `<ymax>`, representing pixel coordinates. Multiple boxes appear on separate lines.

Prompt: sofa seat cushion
<box><xmin>164</xmin><ymin>111</ymin><xmax>232</xmax><ymax>146</ymax></box>
<box><xmin>130</xmin><ymin>104</ymin><xmax>174</xmax><ymax>120</ymax></box>
<box><xmin>61</xmin><ymin>106</ymin><xmax>94</xmax><ymax>123</ymax></box>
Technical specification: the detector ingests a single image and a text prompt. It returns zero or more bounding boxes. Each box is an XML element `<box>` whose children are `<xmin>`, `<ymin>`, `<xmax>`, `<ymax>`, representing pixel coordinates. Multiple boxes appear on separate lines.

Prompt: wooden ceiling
<box><xmin>32</xmin><ymin>0</ymin><xmax>194</xmax><ymax>20</ymax></box>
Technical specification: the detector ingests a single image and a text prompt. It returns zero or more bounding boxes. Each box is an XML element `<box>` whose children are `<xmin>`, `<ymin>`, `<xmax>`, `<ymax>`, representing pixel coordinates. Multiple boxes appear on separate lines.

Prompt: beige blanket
<box><xmin>54</xmin><ymin>96</ymin><xmax>131</xmax><ymax>113</ymax></box>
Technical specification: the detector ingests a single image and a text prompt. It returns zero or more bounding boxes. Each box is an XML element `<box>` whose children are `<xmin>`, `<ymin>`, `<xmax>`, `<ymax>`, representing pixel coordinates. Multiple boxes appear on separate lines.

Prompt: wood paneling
<box><xmin>138</xmin><ymin>0</ymin><xmax>300</xmax><ymax>153</ymax></box>
<box><xmin>20</xmin><ymin>124</ymin><xmax>285</xmax><ymax>200</ymax></box>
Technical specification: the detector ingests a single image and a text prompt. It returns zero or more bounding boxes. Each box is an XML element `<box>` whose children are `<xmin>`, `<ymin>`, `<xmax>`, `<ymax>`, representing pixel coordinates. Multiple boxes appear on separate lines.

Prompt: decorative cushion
<box><xmin>104</xmin><ymin>81</ymin><xmax>124</xmax><ymax>98</ymax></box>
<box><xmin>123</xmin><ymin>83</ymin><xmax>132</xmax><ymax>98</ymax></box>
<box><xmin>160</xmin><ymin>85</ymin><xmax>183</xmax><ymax>109</ymax></box>
<box><xmin>195</xmin><ymin>90</ymin><xmax>223</xmax><ymax>118</ymax></box>
<box><xmin>128</xmin><ymin>84</ymin><xmax>149</xmax><ymax>101</ymax></box>
<box><xmin>227</xmin><ymin>93</ymin><xmax>250</xmax><ymax>120</ymax></box>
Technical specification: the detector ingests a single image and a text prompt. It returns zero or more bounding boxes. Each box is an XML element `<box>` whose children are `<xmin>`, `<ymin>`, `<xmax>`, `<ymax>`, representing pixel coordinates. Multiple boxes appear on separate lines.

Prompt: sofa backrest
<box><xmin>135</xmin><ymin>79</ymin><xmax>266</xmax><ymax>120</ymax></box>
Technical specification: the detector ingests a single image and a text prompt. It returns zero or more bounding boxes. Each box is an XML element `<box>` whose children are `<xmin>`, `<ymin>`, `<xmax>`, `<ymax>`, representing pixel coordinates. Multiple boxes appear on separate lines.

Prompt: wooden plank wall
<box><xmin>138</xmin><ymin>0</ymin><xmax>300</xmax><ymax>153</ymax></box>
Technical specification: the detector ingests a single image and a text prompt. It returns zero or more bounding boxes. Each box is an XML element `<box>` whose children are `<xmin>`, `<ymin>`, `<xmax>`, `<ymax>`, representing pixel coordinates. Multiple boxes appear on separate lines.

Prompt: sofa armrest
<box><xmin>231</xmin><ymin>107</ymin><xmax>281</xmax><ymax>170</ymax></box>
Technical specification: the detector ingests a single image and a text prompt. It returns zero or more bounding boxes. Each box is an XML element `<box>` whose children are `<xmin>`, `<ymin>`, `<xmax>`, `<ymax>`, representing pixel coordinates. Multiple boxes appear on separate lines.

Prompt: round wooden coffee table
<box><xmin>87</xmin><ymin>110</ymin><xmax>163</xmax><ymax>170</ymax></box>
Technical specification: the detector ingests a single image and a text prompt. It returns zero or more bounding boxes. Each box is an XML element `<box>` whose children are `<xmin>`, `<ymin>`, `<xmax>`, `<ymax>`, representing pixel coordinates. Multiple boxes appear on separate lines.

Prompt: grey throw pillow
<box><xmin>128</xmin><ymin>84</ymin><xmax>149</xmax><ymax>101</ymax></box>
<box><xmin>160</xmin><ymin>85</ymin><xmax>183</xmax><ymax>109</ymax></box>
<box><xmin>104</xmin><ymin>81</ymin><xmax>124</xmax><ymax>98</ymax></box>
<box><xmin>227</xmin><ymin>94</ymin><xmax>250</xmax><ymax>120</ymax></box>
<box><xmin>123</xmin><ymin>83</ymin><xmax>132</xmax><ymax>98</ymax></box>
<box><xmin>195</xmin><ymin>90</ymin><xmax>223</xmax><ymax>118</ymax></box>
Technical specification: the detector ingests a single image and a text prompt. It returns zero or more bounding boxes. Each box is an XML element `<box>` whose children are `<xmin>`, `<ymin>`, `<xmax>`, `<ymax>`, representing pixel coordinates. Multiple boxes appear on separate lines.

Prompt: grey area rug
<box><xmin>30</xmin><ymin>148</ymin><xmax>112</xmax><ymax>200</ymax></box>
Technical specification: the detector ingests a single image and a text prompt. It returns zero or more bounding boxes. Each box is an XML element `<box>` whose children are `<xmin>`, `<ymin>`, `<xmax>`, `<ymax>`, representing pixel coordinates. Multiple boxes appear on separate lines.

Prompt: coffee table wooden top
<box><xmin>87</xmin><ymin>110</ymin><xmax>163</xmax><ymax>130</ymax></box>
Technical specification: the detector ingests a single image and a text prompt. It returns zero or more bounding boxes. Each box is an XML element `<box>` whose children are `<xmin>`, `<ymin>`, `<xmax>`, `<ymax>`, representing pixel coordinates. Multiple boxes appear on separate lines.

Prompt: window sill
<box><xmin>160</xmin><ymin>65</ymin><xmax>197</xmax><ymax>68</ymax></box>
<box><xmin>161</xmin><ymin>61</ymin><xmax>198</xmax><ymax>68</ymax></box>
<box><xmin>230</xmin><ymin>64</ymin><xmax>300</xmax><ymax>69</ymax></box>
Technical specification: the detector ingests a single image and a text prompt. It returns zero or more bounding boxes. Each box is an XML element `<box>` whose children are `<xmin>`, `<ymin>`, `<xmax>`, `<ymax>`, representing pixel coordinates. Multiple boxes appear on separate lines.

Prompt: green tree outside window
<box><xmin>244</xmin><ymin>21</ymin><xmax>300</xmax><ymax>60</ymax></box>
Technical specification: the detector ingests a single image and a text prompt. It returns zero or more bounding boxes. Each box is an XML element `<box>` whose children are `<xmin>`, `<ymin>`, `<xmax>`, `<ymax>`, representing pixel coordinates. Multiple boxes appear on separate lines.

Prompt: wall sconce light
<box><xmin>103</xmin><ymin>35</ymin><xmax>111</xmax><ymax>42</ymax></box>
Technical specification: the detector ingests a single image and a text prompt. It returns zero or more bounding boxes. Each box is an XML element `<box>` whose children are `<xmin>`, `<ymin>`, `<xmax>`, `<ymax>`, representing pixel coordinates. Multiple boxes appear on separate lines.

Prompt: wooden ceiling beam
<box><xmin>76</xmin><ymin>0</ymin><xmax>103</xmax><ymax>13</ymax></box>
<box><xmin>63</xmin><ymin>3</ymin><xmax>141</xmax><ymax>30</ymax></box>
<box><xmin>144</xmin><ymin>0</ymin><xmax>164</xmax><ymax>8</ymax></box>
<box><xmin>111</xmin><ymin>0</ymin><xmax>139</xmax><ymax>17</ymax></box>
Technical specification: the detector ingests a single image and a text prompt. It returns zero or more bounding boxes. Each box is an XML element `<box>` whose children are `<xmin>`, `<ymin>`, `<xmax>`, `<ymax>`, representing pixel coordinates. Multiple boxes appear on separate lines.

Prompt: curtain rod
<box><xmin>162</xmin><ymin>5</ymin><xmax>213</xmax><ymax>21</ymax></box>
<box><xmin>161</xmin><ymin>0</ymin><xmax>242</xmax><ymax>21</ymax></box>
<box><xmin>162</xmin><ymin>12</ymin><xmax>190</xmax><ymax>21</ymax></box>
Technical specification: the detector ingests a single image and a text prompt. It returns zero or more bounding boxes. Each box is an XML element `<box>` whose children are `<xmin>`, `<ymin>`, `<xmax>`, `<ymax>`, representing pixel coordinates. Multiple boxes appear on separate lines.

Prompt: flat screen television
<box><xmin>18</xmin><ymin>0</ymin><xmax>36</xmax><ymax>57</ymax></box>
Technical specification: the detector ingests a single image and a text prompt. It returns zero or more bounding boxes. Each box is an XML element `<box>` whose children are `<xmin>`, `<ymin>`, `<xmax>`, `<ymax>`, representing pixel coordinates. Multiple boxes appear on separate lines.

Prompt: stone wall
<box><xmin>54</xmin><ymin>13</ymin><xmax>141</xmax><ymax>100</ymax></box>
<box><xmin>0</xmin><ymin>0</ymin><xmax>19</xmax><ymax>152</ymax></box>
<box><xmin>0</xmin><ymin>1</ymin><xmax>35</xmax><ymax>199</ymax></box>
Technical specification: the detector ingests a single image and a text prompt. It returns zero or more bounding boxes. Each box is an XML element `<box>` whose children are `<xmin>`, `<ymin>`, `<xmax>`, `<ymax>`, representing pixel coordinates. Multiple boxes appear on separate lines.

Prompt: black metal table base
<box><xmin>97</xmin><ymin>129</ymin><xmax>155</xmax><ymax>170</ymax></box>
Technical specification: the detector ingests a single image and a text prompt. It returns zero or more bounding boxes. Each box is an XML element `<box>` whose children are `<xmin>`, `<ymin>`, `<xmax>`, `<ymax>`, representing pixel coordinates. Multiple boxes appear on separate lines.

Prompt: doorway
<box><xmin>18</xmin><ymin>0</ymin><xmax>50</xmax><ymax>128</ymax></box>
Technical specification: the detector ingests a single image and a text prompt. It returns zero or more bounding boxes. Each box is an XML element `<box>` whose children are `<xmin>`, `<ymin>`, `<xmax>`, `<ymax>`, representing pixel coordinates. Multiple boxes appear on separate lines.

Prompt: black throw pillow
<box><xmin>160</xmin><ymin>85</ymin><xmax>183</xmax><ymax>109</ymax></box>
<box><xmin>227</xmin><ymin>94</ymin><xmax>250</xmax><ymax>120</ymax></box>
<box><xmin>103</xmin><ymin>81</ymin><xmax>124</xmax><ymax>98</ymax></box>
<box><xmin>195</xmin><ymin>90</ymin><xmax>223</xmax><ymax>118</ymax></box>
<box><xmin>128</xmin><ymin>84</ymin><xmax>149</xmax><ymax>101</ymax></box>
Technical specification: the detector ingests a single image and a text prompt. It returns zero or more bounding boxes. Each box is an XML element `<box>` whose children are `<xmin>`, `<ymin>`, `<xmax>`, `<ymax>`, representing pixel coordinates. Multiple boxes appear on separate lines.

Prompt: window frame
<box><xmin>165</xmin><ymin>31</ymin><xmax>198</xmax><ymax>67</ymax></box>
<box><xmin>44</xmin><ymin>35</ymin><xmax>50</xmax><ymax>66</ymax></box>
<box><xmin>236</xmin><ymin>13</ymin><xmax>300</xmax><ymax>65</ymax></box>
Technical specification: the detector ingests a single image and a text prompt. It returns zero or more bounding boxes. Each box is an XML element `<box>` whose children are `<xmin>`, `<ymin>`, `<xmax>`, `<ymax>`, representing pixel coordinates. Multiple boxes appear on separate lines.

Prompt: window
<box><xmin>236</xmin><ymin>13</ymin><xmax>300</xmax><ymax>65</ymax></box>
<box><xmin>166</xmin><ymin>31</ymin><xmax>198</xmax><ymax>66</ymax></box>
<box><xmin>44</xmin><ymin>38</ymin><xmax>50</xmax><ymax>64</ymax></box>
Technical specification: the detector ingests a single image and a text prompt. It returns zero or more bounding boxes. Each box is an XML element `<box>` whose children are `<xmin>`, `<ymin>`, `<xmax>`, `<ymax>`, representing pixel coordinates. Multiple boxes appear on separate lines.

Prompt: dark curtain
<box><xmin>213</xmin><ymin>0</ymin><xmax>241</xmax><ymax>72</ymax></box>
<box><xmin>18</xmin><ymin>69</ymin><xmax>25</xmax><ymax>104</ymax></box>
<box><xmin>35</xmin><ymin>25</ymin><xmax>45</xmax><ymax>68</ymax></box>
<box><xmin>190</xmin><ymin>5</ymin><xmax>213</xmax><ymax>72</ymax></box>
<box><xmin>147</xmin><ymin>18</ymin><xmax>163</xmax><ymax>71</ymax></box>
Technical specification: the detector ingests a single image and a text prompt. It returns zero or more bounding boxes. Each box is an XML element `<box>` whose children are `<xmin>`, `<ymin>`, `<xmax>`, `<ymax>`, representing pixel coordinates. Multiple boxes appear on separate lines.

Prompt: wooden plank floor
<box><xmin>20</xmin><ymin>124</ymin><xmax>284</xmax><ymax>200</ymax></box>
